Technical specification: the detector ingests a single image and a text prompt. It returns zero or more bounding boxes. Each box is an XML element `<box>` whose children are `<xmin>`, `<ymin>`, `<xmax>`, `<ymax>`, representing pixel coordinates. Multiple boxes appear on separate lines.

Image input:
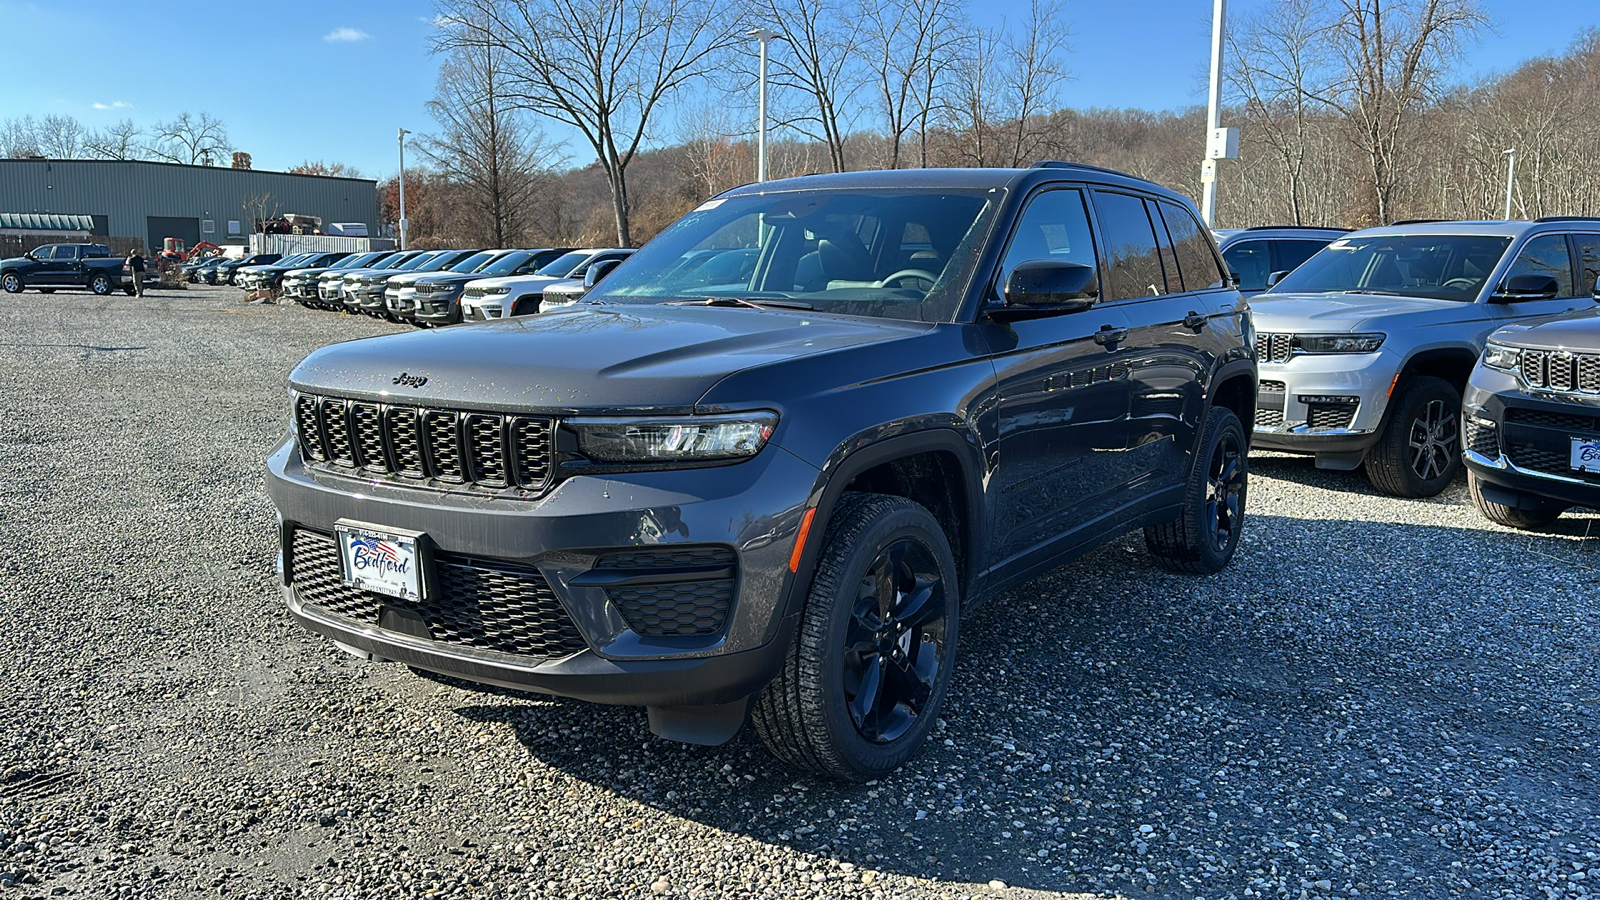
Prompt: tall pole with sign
<box><xmin>1201</xmin><ymin>0</ymin><xmax>1232</xmax><ymax>228</ymax></box>
<box><xmin>750</xmin><ymin>28</ymin><xmax>773</xmax><ymax>183</ymax></box>
<box><xmin>397</xmin><ymin>128</ymin><xmax>410</xmax><ymax>250</ymax></box>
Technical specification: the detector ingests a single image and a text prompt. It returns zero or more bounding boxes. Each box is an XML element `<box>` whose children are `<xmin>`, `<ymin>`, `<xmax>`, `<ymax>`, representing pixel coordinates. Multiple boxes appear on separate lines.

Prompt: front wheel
<box><xmin>1468</xmin><ymin>472</ymin><xmax>1566</xmax><ymax>530</ymax></box>
<box><xmin>753</xmin><ymin>493</ymin><xmax>959</xmax><ymax>781</ymax></box>
<box><xmin>89</xmin><ymin>273</ymin><xmax>113</xmax><ymax>295</ymax></box>
<box><xmin>1</xmin><ymin>272</ymin><xmax>22</xmax><ymax>293</ymax></box>
<box><xmin>1145</xmin><ymin>406</ymin><xmax>1248</xmax><ymax>574</ymax></box>
<box><xmin>1364</xmin><ymin>376</ymin><xmax>1461</xmax><ymax>497</ymax></box>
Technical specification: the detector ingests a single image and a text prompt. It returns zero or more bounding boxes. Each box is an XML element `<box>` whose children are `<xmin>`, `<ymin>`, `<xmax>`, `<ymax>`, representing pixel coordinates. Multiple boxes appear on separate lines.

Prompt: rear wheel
<box><xmin>753</xmin><ymin>493</ymin><xmax>959</xmax><ymax>781</ymax></box>
<box><xmin>1145</xmin><ymin>406</ymin><xmax>1248</xmax><ymax>574</ymax></box>
<box><xmin>1468</xmin><ymin>472</ymin><xmax>1565</xmax><ymax>529</ymax></box>
<box><xmin>1364</xmin><ymin>376</ymin><xmax>1460</xmax><ymax>497</ymax></box>
<box><xmin>1</xmin><ymin>273</ymin><xmax>22</xmax><ymax>293</ymax></box>
<box><xmin>89</xmin><ymin>273</ymin><xmax>113</xmax><ymax>295</ymax></box>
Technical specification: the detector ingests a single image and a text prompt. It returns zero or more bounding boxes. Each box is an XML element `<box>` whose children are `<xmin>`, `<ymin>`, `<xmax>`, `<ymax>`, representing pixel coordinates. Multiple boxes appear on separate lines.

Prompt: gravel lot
<box><xmin>1</xmin><ymin>285</ymin><xmax>1597</xmax><ymax>900</ymax></box>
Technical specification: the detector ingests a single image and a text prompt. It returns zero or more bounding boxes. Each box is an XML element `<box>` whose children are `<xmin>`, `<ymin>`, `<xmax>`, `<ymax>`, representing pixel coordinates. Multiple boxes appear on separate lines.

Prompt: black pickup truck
<box><xmin>0</xmin><ymin>243</ymin><xmax>133</xmax><ymax>296</ymax></box>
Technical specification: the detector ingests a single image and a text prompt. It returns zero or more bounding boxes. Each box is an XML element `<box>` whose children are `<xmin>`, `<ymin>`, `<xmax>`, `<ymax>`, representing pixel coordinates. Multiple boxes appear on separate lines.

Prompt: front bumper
<box><xmin>1250</xmin><ymin>350</ymin><xmax>1395</xmax><ymax>460</ymax></box>
<box><xmin>412</xmin><ymin>295</ymin><xmax>464</xmax><ymax>324</ymax></box>
<box><xmin>266</xmin><ymin>436</ymin><xmax>819</xmax><ymax>707</ymax></box>
<box><xmin>385</xmin><ymin>286</ymin><xmax>418</xmax><ymax>316</ymax></box>
<box><xmin>1463</xmin><ymin>367</ymin><xmax>1600</xmax><ymax>511</ymax></box>
<box><xmin>461</xmin><ymin>298</ymin><xmax>508</xmax><ymax>320</ymax></box>
<box><xmin>353</xmin><ymin>284</ymin><xmax>389</xmax><ymax>310</ymax></box>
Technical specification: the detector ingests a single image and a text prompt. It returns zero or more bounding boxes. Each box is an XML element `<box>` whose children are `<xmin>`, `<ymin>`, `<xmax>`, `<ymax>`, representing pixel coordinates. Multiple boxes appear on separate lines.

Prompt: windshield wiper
<box><xmin>677</xmin><ymin>296</ymin><xmax>815</xmax><ymax>310</ymax></box>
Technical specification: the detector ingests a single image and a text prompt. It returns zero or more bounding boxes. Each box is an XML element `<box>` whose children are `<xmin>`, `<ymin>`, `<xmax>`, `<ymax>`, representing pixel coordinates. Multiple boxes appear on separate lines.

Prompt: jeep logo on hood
<box><xmin>392</xmin><ymin>372</ymin><xmax>428</xmax><ymax>388</ymax></box>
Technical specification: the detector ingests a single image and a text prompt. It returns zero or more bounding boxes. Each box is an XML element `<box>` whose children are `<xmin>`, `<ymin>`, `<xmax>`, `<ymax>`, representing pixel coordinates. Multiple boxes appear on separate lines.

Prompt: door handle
<box><xmin>1183</xmin><ymin>310</ymin><xmax>1209</xmax><ymax>331</ymax></box>
<box><xmin>1093</xmin><ymin>325</ymin><xmax>1128</xmax><ymax>347</ymax></box>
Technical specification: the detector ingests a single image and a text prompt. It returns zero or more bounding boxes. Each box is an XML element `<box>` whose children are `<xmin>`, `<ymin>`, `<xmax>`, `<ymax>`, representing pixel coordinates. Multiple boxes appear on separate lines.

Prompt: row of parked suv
<box><xmin>228</xmin><ymin>246</ymin><xmax>636</xmax><ymax>326</ymax></box>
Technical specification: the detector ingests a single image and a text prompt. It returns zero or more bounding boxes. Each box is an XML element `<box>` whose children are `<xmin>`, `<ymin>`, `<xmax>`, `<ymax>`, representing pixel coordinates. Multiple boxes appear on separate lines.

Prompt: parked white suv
<box><xmin>1251</xmin><ymin>219</ymin><xmax>1600</xmax><ymax>496</ymax></box>
<box><xmin>459</xmin><ymin>248</ymin><xmax>632</xmax><ymax>320</ymax></box>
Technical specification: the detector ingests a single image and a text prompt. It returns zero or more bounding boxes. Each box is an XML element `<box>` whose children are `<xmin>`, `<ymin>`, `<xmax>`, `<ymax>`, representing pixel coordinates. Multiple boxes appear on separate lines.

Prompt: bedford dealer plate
<box><xmin>1572</xmin><ymin>437</ymin><xmax>1600</xmax><ymax>475</ymax></box>
<box><xmin>335</xmin><ymin>521</ymin><xmax>424</xmax><ymax>602</ymax></box>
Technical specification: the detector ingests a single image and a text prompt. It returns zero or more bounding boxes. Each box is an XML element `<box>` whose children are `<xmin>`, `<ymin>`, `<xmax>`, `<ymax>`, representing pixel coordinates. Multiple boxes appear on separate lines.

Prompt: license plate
<box><xmin>336</xmin><ymin>522</ymin><xmax>424</xmax><ymax>601</ymax></box>
<box><xmin>1572</xmin><ymin>437</ymin><xmax>1600</xmax><ymax>474</ymax></box>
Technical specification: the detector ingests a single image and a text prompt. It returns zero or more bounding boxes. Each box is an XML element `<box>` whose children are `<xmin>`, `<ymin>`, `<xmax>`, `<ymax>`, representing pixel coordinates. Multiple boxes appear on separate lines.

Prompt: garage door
<box><xmin>147</xmin><ymin>216</ymin><xmax>200</xmax><ymax>255</ymax></box>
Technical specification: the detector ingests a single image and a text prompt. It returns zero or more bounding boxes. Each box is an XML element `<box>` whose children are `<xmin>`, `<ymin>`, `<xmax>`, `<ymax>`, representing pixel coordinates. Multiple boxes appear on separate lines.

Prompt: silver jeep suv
<box><xmin>1251</xmin><ymin>218</ymin><xmax>1600</xmax><ymax>496</ymax></box>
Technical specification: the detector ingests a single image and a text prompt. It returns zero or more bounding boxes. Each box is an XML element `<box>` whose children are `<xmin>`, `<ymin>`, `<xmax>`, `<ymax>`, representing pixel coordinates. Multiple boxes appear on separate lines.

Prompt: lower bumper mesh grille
<box><xmin>594</xmin><ymin>546</ymin><xmax>736</xmax><ymax>637</ymax></box>
<box><xmin>288</xmin><ymin>529</ymin><xmax>587</xmax><ymax>660</ymax></box>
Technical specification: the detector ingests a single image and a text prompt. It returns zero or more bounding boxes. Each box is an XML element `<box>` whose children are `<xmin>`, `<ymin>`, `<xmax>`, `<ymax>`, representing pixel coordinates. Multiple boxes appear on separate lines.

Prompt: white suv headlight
<box><xmin>1294</xmin><ymin>333</ymin><xmax>1386</xmax><ymax>354</ymax></box>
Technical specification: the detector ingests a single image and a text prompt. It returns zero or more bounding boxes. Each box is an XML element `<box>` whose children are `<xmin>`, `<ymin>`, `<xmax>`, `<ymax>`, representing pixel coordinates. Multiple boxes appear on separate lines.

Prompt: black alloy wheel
<box><xmin>1145</xmin><ymin>405</ymin><xmax>1248</xmax><ymax>574</ymax></box>
<box><xmin>1364</xmin><ymin>376</ymin><xmax>1462</xmax><ymax>497</ymax></box>
<box><xmin>842</xmin><ymin>539</ymin><xmax>948</xmax><ymax>744</ymax></box>
<box><xmin>1407</xmin><ymin>398</ymin><xmax>1458</xmax><ymax>483</ymax></box>
<box><xmin>1205</xmin><ymin>427</ymin><xmax>1246</xmax><ymax>553</ymax></box>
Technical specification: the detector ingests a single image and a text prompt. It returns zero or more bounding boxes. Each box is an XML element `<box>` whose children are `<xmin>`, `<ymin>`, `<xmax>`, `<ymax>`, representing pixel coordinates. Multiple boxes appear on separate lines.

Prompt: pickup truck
<box><xmin>0</xmin><ymin>243</ymin><xmax>134</xmax><ymax>296</ymax></box>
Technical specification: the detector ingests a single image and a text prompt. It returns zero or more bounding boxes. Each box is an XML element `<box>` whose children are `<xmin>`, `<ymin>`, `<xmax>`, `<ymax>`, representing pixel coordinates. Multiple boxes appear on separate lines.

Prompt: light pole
<box><xmin>397</xmin><ymin>128</ymin><xmax>410</xmax><ymax>250</ymax></box>
<box><xmin>1502</xmin><ymin>148</ymin><xmax>1517</xmax><ymax>220</ymax></box>
<box><xmin>1200</xmin><ymin>0</ymin><xmax>1228</xmax><ymax>228</ymax></box>
<box><xmin>749</xmin><ymin>28</ymin><xmax>773</xmax><ymax>183</ymax></box>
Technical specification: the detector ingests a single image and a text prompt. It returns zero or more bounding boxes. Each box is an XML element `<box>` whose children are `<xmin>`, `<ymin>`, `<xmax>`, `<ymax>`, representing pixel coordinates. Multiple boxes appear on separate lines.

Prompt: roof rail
<box><xmin>1388</xmin><ymin>218</ymin><xmax>1444</xmax><ymax>226</ymax></box>
<box><xmin>1244</xmin><ymin>224</ymin><xmax>1349</xmax><ymax>232</ymax></box>
<box><xmin>1535</xmin><ymin>215</ymin><xmax>1600</xmax><ymax>223</ymax></box>
<box><xmin>1029</xmin><ymin>160</ymin><xmax>1132</xmax><ymax>178</ymax></box>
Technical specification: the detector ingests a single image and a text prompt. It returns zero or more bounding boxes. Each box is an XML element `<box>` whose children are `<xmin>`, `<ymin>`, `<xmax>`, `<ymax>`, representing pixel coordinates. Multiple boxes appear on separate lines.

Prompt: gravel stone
<box><xmin>1</xmin><ymin>287</ymin><xmax>1596</xmax><ymax>898</ymax></box>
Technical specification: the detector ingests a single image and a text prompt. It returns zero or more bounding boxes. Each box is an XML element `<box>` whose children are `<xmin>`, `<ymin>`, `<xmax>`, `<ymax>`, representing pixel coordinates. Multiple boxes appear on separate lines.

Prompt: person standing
<box><xmin>126</xmin><ymin>248</ymin><xmax>147</xmax><ymax>297</ymax></box>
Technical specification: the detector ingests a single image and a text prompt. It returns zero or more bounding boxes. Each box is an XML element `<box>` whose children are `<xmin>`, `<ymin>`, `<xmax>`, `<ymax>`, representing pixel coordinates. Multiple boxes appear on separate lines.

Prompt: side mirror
<box><xmin>1591</xmin><ymin>275</ymin><xmax>1599</xmax><ymax>300</ymax></box>
<box><xmin>991</xmin><ymin>260</ymin><xmax>1098</xmax><ymax>321</ymax></box>
<box><xmin>1265</xmin><ymin>270</ymin><xmax>1290</xmax><ymax>289</ymax></box>
<box><xmin>1493</xmin><ymin>274</ymin><xmax>1559</xmax><ymax>302</ymax></box>
<box><xmin>583</xmin><ymin>258</ymin><xmax>621</xmax><ymax>289</ymax></box>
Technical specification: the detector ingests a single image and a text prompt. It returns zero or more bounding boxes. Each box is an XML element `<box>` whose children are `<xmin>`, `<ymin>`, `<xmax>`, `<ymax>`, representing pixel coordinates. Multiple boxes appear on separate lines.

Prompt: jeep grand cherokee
<box><xmin>266</xmin><ymin>163</ymin><xmax>1257</xmax><ymax>780</ymax></box>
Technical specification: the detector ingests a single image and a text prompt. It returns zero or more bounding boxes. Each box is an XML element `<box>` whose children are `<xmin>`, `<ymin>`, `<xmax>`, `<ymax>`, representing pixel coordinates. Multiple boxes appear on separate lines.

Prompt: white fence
<box><xmin>248</xmin><ymin>234</ymin><xmax>394</xmax><ymax>256</ymax></box>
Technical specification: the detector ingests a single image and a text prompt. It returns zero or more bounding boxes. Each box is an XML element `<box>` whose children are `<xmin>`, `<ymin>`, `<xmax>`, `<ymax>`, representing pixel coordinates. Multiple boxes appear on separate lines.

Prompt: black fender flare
<box><xmin>779</xmin><ymin>423</ymin><xmax>988</xmax><ymax>622</ymax></box>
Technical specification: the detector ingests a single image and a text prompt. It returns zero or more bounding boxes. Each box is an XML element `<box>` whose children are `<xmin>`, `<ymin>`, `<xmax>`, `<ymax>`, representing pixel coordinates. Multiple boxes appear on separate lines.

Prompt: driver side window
<box><xmin>998</xmin><ymin>188</ymin><xmax>1097</xmax><ymax>290</ymax></box>
<box><xmin>1505</xmin><ymin>235</ymin><xmax>1575</xmax><ymax>298</ymax></box>
<box><xmin>32</xmin><ymin>245</ymin><xmax>55</xmax><ymax>260</ymax></box>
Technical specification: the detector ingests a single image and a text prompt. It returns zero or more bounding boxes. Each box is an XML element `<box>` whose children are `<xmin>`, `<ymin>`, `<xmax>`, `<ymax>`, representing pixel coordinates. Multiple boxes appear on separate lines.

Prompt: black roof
<box><xmin>719</xmin><ymin>162</ymin><xmax>1193</xmax><ymax>208</ymax></box>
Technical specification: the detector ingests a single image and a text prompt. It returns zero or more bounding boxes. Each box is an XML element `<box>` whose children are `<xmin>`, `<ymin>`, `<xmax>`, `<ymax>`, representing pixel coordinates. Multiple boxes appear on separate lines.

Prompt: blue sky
<box><xmin>2</xmin><ymin>0</ymin><xmax>1595</xmax><ymax>179</ymax></box>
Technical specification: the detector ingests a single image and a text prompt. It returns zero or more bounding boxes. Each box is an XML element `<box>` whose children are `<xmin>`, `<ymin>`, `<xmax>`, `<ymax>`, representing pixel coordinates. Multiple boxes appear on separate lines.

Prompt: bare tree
<box><xmin>242</xmin><ymin>193</ymin><xmax>282</xmax><ymax>250</ymax></box>
<box><xmin>996</xmin><ymin>0</ymin><xmax>1072</xmax><ymax>167</ymax></box>
<box><xmin>0</xmin><ymin>117</ymin><xmax>41</xmax><ymax>158</ymax></box>
<box><xmin>677</xmin><ymin>100</ymin><xmax>750</xmax><ymax>198</ymax></box>
<box><xmin>759</xmin><ymin>0</ymin><xmax>861</xmax><ymax>173</ymax></box>
<box><xmin>289</xmin><ymin>160</ymin><xmax>363</xmax><ymax>177</ymax></box>
<box><xmin>1322</xmin><ymin>0</ymin><xmax>1489</xmax><ymax>222</ymax></box>
<box><xmin>148</xmin><ymin>112</ymin><xmax>231</xmax><ymax>166</ymax></box>
<box><xmin>436</xmin><ymin>0</ymin><xmax>744</xmax><ymax>247</ymax></box>
<box><xmin>420</xmin><ymin>36</ymin><xmax>564</xmax><ymax>247</ymax></box>
<box><xmin>35</xmin><ymin>115</ymin><xmax>87</xmax><ymax>158</ymax></box>
<box><xmin>85</xmin><ymin>119</ymin><xmax>143</xmax><ymax>160</ymax></box>
<box><xmin>861</xmin><ymin>0</ymin><xmax>965</xmax><ymax>169</ymax></box>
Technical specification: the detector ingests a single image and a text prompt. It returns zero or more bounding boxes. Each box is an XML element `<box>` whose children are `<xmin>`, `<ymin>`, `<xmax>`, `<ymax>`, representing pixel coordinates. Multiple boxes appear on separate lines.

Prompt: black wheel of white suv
<box><xmin>753</xmin><ymin>493</ymin><xmax>959</xmax><ymax>782</ymax></box>
<box><xmin>1468</xmin><ymin>471</ymin><xmax>1566</xmax><ymax>530</ymax></box>
<box><xmin>1364</xmin><ymin>376</ymin><xmax>1460</xmax><ymax>497</ymax></box>
<box><xmin>1145</xmin><ymin>405</ymin><xmax>1248</xmax><ymax>574</ymax></box>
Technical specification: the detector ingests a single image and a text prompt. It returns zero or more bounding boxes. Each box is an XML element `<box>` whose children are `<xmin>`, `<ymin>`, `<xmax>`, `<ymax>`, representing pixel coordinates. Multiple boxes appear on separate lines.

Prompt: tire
<box><xmin>1364</xmin><ymin>376</ymin><xmax>1461</xmax><ymax>497</ymax></box>
<box><xmin>1468</xmin><ymin>471</ymin><xmax>1565</xmax><ymax>529</ymax></box>
<box><xmin>89</xmin><ymin>273</ymin><xmax>113</xmax><ymax>296</ymax></box>
<box><xmin>1145</xmin><ymin>406</ymin><xmax>1248</xmax><ymax>574</ymax></box>
<box><xmin>753</xmin><ymin>493</ymin><xmax>960</xmax><ymax>781</ymax></box>
<box><xmin>1</xmin><ymin>272</ymin><xmax>22</xmax><ymax>293</ymax></box>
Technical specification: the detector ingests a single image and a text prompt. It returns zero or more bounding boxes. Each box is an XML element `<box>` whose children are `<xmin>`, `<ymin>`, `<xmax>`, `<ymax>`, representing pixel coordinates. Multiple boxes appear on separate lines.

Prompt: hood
<box><xmin>290</xmin><ymin>304</ymin><xmax>929</xmax><ymax>413</ymax></box>
<box><xmin>385</xmin><ymin>270</ymin><xmax>446</xmax><ymax>286</ymax></box>
<box><xmin>1251</xmin><ymin>292</ymin><xmax>1488</xmax><ymax>333</ymax></box>
<box><xmin>1489</xmin><ymin>308</ymin><xmax>1600</xmax><ymax>351</ymax></box>
<box><xmin>461</xmin><ymin>274</ymin><xmax>567</xmax><ymax>291</ymax></box>
<box><xmin>414</xmin><ymin>271</ymin><xmax>480</xmax><ymax>286</ymax></box>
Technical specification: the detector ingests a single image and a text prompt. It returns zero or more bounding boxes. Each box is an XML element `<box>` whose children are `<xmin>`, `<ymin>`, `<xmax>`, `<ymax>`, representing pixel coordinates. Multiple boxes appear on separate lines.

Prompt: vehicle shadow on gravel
<box><xmin>451</xmin><ymin>512</ymin><xmax>1599</xmax><ymax>897</ymax></box>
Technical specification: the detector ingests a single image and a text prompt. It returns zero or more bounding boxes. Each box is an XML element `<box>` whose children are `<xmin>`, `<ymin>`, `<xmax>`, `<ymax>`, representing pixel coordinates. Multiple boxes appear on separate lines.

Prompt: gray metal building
<box><xmin>0</xmin><ymin>159</ymin><xmax>378</xmax><ymax>253</ymax></box>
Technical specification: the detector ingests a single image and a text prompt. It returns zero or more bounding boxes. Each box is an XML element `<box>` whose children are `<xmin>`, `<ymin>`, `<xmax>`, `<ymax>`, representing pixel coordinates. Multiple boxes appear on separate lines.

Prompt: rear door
<box><xmin>983</xmin><ymin>185</ymin><xmax>1137</xmax><ymax>568</ymax></box>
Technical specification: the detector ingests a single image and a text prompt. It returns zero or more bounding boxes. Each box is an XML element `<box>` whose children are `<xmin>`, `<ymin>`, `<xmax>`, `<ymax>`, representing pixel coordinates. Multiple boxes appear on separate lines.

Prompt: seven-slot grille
<box><xmin>295</xmin><ymin>393</ymin><xmax>554</xmax><ymax>493</ymax></box>
<box><xmin>1256</xmin><ymin>333</ymin><xmax>1292</xmax><ymax>363</ymax></box>
<box><xmin>1518</xmin><ymin>348</ymin><xmax>1600</xmax><ymax>394</ymax></box>
<box><xmin>288</xmin><ymin>529</ymin><xmax>587</xmax><ymax>660</ymax></box>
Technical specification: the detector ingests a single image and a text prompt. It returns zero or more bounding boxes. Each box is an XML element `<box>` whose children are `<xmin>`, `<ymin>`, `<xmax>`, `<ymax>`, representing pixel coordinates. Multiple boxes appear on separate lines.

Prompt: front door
<box><xmin>1491</xmin><ymin>233</ymin><xmax>1596</xmax><ymax>325</ymax></box>
<box><xmin>32</xmin><ymin>245</ymin><xmax>69</xmax><ymax>285</ymax></box>
<box><xmin>982</xmin><ymin>186</ymin><xmax>1136</xmax><ymax>569</ymax></box>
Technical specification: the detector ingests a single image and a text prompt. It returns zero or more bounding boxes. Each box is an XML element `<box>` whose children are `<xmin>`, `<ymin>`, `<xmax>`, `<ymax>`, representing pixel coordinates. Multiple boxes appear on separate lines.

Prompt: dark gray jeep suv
<box><xmin>266</xmin><ymin>163</ymin><xmax>1258</xmax><ymax>779</ymax></box>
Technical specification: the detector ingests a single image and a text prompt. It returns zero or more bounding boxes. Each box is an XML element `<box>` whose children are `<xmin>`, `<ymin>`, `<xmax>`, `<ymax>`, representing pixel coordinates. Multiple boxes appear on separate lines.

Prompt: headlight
<box><xmin>1294</xmin><ymin>333</ymin><xmax>1386</xmax><ymax>354</ymax></box>
<box><xmin>566</xmin><ymin>413</ymin><xmax>778</xmax><ymax>463</ymax></box>
<box><xmin>483</xmin><ymin>286</ymin><xmax>510</xmax><ymax>295</ymax></box>
<box><xmin>1482</xmin><ymin>341</ymin><xmax>1521</xmax><ymax>372</ymax></box>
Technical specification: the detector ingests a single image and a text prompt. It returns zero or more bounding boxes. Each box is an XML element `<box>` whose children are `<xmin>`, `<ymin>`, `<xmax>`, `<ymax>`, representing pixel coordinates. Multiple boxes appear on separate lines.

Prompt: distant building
<box><xmin>0</xmin><ymin>158</ymin><xmax>379</xmax><ymax>253</ymax></box>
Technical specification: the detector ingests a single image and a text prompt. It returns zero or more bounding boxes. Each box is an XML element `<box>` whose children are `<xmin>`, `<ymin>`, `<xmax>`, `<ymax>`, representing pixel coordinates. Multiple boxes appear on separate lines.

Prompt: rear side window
<box><xmin>998</xmin><ymin>187</ymin><xmax>1098</xmax><ymax>289</ymax></box>
<box><xmin>1506</xmin><ymin>234</ymin><xmax>1575</xmax><ymax>298</ymax></box>
<box><xmin>1272</xmin><ymin>239</ymin><xmax>1326</xmax><ymax>275</ymax></box>
<box><xmin>57</xmin><ymin>245</ymin><xmax>80</xmax><ymax>261</ymax></box>
<box><xmin>1222</xmin><ymin>240</ymin><xmax>1271</xmax><ymax>292</ymax></box>
<box><xmin>1572</xmin><ymin>235</ymin><xmax>1600</xmax><ymax>294</ymax></box>
<box><xmin>1092</xmin><ymin>191</ymin><xmax>1165</xmax><ymax>300</ymax></box>
<box><xmin>1159</xmin><ymin>201</ymin><xmax>1227</xmax><ymax>291</ymax></box>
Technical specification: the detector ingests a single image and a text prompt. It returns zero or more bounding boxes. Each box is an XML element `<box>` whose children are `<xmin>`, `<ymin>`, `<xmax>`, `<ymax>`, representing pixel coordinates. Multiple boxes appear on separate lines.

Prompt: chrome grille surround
<box><xmin>1256</xmin><ymin>333</ymin><xmax>1292</xmax><ymax>363</ymax></box>
<box><xmin>1517</xmin><ymin>348</ymin><xmax>1600</xmax><ymax>396</ymax></box>
<box><xmin>293</xmin><ymin>393</ymin><xmax>556</xmax><ymax>495</ymax></box>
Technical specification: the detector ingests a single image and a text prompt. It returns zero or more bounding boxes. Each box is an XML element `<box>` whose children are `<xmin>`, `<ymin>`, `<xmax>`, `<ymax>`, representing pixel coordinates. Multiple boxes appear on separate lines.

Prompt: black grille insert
<box><xmin>1504</xmin><ymin>407</ymin><xmax>1600</xmax><ymax>433</ymax></box>
<box><xmin>591</xmin><ymin>546</ymin><xmax>737</xmax><ymax>637</ymax></box>
<box><xmin>294</xmin><ymin>394</ymin><xmax>555</xmax><ymax>494</ymax></box>
<box><xmin>1464</xmin><ymin>417</ymin><xmax>1499</xmax><ymax>458</ymax></box>
<box><xmin>288</xmin><ymin>529</ymin><xmax>587</xmax><ymax>660</ymax></box>
<box><xmin>1306</xmin><ymin>403</ymin><xmax>1357</xmax><ymax>430</ymax></box>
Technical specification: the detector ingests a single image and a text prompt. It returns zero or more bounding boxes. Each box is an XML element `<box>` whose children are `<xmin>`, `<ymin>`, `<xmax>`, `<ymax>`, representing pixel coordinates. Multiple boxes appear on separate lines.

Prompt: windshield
<box><xmin>1269</xmin><ymin>234</ymin><xmax>1514</xmax><ymax>301</ymax></box>
<box><xmin>273</xmin><ymin>254</ymin><xmax>311</xmax><ymax>267</ymax></box>
<box><xmin>479</xmin><ymin>250</ymin><xmax>534</xmax><ymax>275</ymax></box>
<box><xmin>535</xmin><ymin>251</ymin><xmax>590</xmax><ymax>277</ymax></box>
<box><xmin>396</xmin><ymin>251</ymin><xmax>442</xmax><ymax>271</ymax></box>
<box><xmin>449</xmin><ymin>251</ymin><xmax>497</xmax><ymax>273</ymax></box>
<box><xmin>373</xmin><ymin>252</ymin><xmax>418</xmax><ymax>270</ymax></box>
<box><xmin>588</xmin><ymin>188</ymin><xmax>1000</xmax><ymax>322</ymax></box>
<box><xmin>333</xmin><ymin>252</ymin><xmax>380</xmax><ymax>269</ymax></box>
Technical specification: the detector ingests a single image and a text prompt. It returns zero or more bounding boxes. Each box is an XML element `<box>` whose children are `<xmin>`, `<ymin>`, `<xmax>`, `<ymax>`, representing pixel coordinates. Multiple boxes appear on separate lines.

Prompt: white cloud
<box><xmin>323</xmin><ymin>27</ymin><xmax>371</xmax><ymax>43</ymax></box>
<box><xmin>91</xmin><ymin>101</ymin><xmax>132</xmax><ymax>111</ymax></box>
